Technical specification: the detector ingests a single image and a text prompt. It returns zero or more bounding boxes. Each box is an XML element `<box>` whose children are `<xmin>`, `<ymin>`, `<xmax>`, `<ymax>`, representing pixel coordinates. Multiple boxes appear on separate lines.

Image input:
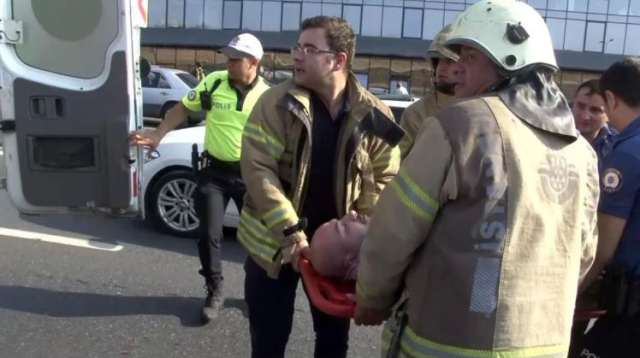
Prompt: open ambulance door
<box><xmin>0</xmin><ymin>0</ymin><xmax>148</xmax><ymax>216</ymax></box>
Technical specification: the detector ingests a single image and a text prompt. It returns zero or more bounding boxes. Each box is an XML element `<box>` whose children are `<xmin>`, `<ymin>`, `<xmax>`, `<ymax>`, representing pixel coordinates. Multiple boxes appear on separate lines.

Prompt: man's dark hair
<box><xmin>599</xmin><ymin>57</ymin><xmax>640</xmax><ymax>108</ymax></box>
<box><xmin>195</xmin><ymin>61</ymin><xmax>203</xmax><ymax>67</ymax></box>
<box><xmin>575</xmin><ymin>79</ymin><xmax>600</xmax><ymax>97</ymax></box>
<box><xmin>300</xmin><ymin>16</ymin><xmax>356</xmax><ymax>70</ymax></box>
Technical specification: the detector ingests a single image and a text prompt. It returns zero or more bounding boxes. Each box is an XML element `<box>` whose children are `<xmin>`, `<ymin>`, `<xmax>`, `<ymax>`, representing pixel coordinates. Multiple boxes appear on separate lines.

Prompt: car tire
<box><xmin>149</xmin><ymin>169</ymin><xmax>200</xmax><ymax>238</ymax></box>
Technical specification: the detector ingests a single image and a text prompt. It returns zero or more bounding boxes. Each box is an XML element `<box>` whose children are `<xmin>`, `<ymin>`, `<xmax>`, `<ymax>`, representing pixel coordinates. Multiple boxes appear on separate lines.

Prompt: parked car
<box><xmin>375</xmin><ymin>94</ymin><xmax>420</xmax><ymax>123</ymax></box>
<box><xmin>142</xmin><ymin>66</ymin><xmax>205</xmax><ymax>126</ymax></box>
<box><xmin>141</xmin><ymin>98</ymin><xmax>415</xmax><ymax>237</ymax></box>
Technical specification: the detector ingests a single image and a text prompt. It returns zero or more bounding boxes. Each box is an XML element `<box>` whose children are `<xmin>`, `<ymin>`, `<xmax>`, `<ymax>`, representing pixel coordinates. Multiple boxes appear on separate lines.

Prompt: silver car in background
<box><xmin>142</xmin><ymin>66</ymin><xmax>205</xmax><ymax>126</ymax></box>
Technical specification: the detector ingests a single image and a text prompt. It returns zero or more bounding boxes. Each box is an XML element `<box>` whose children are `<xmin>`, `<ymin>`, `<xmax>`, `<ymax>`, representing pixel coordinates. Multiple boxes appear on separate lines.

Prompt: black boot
<box><xmin>202</xmin><ymin>278</ymin><xmax>224</xmax><ymax>324</ymax></box>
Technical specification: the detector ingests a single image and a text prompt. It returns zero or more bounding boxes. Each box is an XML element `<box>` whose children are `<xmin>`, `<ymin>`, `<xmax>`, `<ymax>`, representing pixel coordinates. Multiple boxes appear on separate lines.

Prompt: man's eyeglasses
<box><xmin>290</xmin><ymin>45</ymin><xmax>337</xmax><ymax>56</ymax></box>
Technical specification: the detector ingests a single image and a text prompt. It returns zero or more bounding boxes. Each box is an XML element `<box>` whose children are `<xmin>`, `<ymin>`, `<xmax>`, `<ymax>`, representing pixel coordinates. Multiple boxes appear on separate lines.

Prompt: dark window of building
<box><xmin>355</xmin><ymin>73</ymin><xmax>369</xmax><ymax>89</ymax></box>
<box><xmin>362</xmin><ymin>6</ymin><xmax>383</xmax><ymax>36</ymax></box>
<box><xmin>204</xmin><ymin>0</ymin><xmax>223</xmax><ymax>29</ymax></box>
<box><xmin>343</xmin><ymin>5</ymin><xmax>362</xmax><ymax>35</ymax></box>
<box><xmin>403</xmin><ymin>8</ymin><xmax>422</xmax><ymax>38</ymax></box>
<box><xmin>605</xmin><ymin>22</ymin><xmax>626</xmax><ymax>54</ymax></box>
<box><xmin>585</xmin><ymin>21</ymin><xmax>606</xmax><ymax>52</ymax></box>
<box><xmin>242</xmin><ymin>1</ymin><xmax>262</xmax><ymax>30</ymax></box>
<box><xmin>262</xmin><ymin>2</ymin><xmax>282</xmax><ymax>31</ymax></box>
<box><xmin>609</xmin><ymin>0</ymin><xmax>630</xmax><ymax>15</ymax></box>
<box><xmin>547</xmin><ymin>18</ymin><xmax>567</xmax><ymax>50</ymax></box>
<box><xmin>167</xmin><ymin>0</ymin><xmax>185</xmax><ymax>27</ymax></box>
<box><xmin>564</xmin><ymin>20</ymin><xmax>586</xmax><ymax>51</ymax></box>
<box><xmin>223</xmin><ymin>1</ymin><xmax>242</xmax><ymax>29</ymax></box>
<box><xmin>625</xmin><ymin>24</ymin><xmax>640</xmax><ymax>54</ymax></box>
<box><xmin>185</xmin><ymin>0</ymin><xmax>204</xmax><ymax>28</ymax></box>
<box><xmin>149</xmin><ymin>0</ymin><xmax>168</xmax><ymax>27</ymax></box>
<box><xmin>322</xmin><ymin>4</ymin><xmax>342</xmax><ymax>17</ymax></box>
<box><xmin>302</xmin><ymin>3</ymin><xmax>322</xmax><ymax>22</ymax></box>
<box><xmin>282</xmin><ymin>2</ymin><xmax>301</xmax><ymax>31</ymax></box>
<box><xmin>422</xmin><ymin>9</ymin><xmax>444</xmax><ymax>40</ymax></box>
<box><xmin>382</xmin><ymin>6</ymin><xmax>403</xmax><ymax>38</ymax></box>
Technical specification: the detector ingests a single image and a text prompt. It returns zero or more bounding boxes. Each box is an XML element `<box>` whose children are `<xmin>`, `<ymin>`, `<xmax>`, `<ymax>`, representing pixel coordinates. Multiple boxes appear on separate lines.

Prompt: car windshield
<box><xmin>176</xmin><ymin>73</ymin><xmax>200</xmax><ymax>89</ymax></box>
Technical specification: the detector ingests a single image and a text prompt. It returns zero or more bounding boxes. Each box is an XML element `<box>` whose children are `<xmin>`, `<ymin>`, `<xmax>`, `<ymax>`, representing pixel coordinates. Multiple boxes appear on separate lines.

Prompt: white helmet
<box><xmin>443</xmin><ymin>0</ymin><xmax>557</xmax><ymax>73</ymax></box>
<box><xmin>427</xmin><ymin>24</ymin><xmax>460</xmax><ymax>64</ymax></box>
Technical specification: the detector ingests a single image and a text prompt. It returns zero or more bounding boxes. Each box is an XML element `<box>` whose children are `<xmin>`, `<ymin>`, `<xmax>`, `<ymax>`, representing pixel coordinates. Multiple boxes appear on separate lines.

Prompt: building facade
<box><xmin>141</xmin><ymin>0</ymin><xmax>640</xmax><ymax>96</ymax></box>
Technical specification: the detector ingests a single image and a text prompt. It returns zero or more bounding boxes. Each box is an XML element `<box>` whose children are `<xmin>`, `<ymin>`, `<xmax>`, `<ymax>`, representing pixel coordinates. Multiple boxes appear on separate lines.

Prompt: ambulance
<box><xmin>0</xmin><ymin>0</ymin><xmax>148</xmax><ymax>217</ymax></box>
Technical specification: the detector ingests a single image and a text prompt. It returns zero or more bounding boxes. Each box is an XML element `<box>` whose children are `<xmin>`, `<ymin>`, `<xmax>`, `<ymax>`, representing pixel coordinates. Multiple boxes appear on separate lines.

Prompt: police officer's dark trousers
<box><xmin>194</xmin><ymin>154</ymin><xmax>245</xmax><ymax>288</ymax></box>
<box><xmin>244</xmin><ymin>256</ymin><xmax>350</xmax><ymax>358</ymax></box>
<box><xmin>569</xmin><ymin>270</ymin><xmax>640</xmax><ymax>358</ymax></box>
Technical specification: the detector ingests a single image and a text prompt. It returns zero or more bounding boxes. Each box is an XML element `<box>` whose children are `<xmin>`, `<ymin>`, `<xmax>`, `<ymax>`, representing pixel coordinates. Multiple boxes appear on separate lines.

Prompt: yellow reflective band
<box><xmin>372</xmin><ymin>148</ymin><xmax>400</xmax><ymax>170</ymax></box>
<box><xmin>240</xmin><ymin>218</ymin><xmax>278</xmax><ymax>250</ymax></box>
<box><xmin>245</xmin><ymin>123</ymin><xmax>285</xmax><ymax>160</ymax></box>
<box><xmin>243</xmin><ymin>128</ymin><xmax>266</xmax><ymax>145</ymax></box>
<box><xmin>237</xmin><ymin>229</ymin><xmax>275</xmax><ymax>263</ymax></box>
<box><xmin>399</xmin><ymin>136</ymin><xmax>413</xmax><ymax>154</ymax></box>
<box><xmin>263</xmin><ymin>203</ymin><xmax>296</xmax><ymax>229</ymax></box>
<box><xmin>391</xmin><ymin>170</ymin><xmax>438</xmax><ymax>221</ymax></box>
<box><xmin>398</xmin><ymin>325</ymin><xmax>568</xmax><ymax>358</ymax></box>
<box><xmin>237</xmin><ymin>210</ymin><xmax>279</xmax><ymax>262</ymax></box>
<box><xmin>356</xmin><ymin>201</ymin><xmax>371</xmax><ymax>211</ymax></box>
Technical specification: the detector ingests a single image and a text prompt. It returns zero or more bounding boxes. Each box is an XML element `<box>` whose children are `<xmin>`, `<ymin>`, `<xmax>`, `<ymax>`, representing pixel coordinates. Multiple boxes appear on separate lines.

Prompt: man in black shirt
<box><xmin>239</xmin><ymin>16</ymin><xmax>403</xmax><ymax>358</ymax></box>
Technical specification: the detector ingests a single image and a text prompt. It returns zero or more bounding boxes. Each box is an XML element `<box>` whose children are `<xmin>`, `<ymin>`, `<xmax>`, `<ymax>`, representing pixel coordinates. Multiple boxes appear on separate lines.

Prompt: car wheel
<box><xmin>149</xmin><ymin>170</ymin><xmax>200</xmax><ymax>238</ymax></box>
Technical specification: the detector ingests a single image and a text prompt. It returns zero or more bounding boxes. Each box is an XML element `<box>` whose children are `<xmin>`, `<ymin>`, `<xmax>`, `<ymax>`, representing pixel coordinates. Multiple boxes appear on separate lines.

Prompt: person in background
<box><xmin>393</xmin><ymin>81</ymin><xmax>409</xmax><ymax>95</ymax></box>
<box><xmin>572</xmin><ymin>57</ymin><xmax>640</xmax><ymax>358</ymax></box>
<box><xmin>192</xmin><ymin>60</ymin><xmax>206</xmax><ymax>81</ymax></box>
<box><xmin>572</xmin><ymin>79</ymin><xmax>617</xmax><ymax>172</ymax></box>
<box><xmin>398</xmin><ymin>24</ymin><xmax>460</xmax><ymax>159</ymax></box>
<box><xmin>568</xmin><ymin>78</ymin><xmax>617</xmax><ymax>356</ymax></box>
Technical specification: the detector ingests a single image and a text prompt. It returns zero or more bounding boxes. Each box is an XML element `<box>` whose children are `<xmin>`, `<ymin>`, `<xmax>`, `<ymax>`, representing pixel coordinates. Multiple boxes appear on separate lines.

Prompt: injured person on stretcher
<box><xmin>309</xmin><ymin>211</ymin><xmax>369</xmax><ymax>281</ymax></box>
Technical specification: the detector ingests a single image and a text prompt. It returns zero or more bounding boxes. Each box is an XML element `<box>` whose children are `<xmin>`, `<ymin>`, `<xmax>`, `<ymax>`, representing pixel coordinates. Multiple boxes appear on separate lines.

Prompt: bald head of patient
<box><xmin>309</xmin><ymin>211</ymin><xmax>369</xmax><ymax>281</ymax></box>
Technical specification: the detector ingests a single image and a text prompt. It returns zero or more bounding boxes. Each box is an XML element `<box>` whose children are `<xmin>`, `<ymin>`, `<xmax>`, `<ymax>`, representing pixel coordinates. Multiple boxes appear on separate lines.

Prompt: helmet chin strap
<box><xmin>435</xmin><ymin>81</ymin><xmax>456</xmax><ymax>95</ymax></box>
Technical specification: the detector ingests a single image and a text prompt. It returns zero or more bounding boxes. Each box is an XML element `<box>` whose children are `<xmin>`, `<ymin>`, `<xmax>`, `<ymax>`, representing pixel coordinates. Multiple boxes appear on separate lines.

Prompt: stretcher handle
<box><xmin>299</xmin><ymin>258</ymin><xmax>356</xmax><ymax>318</ymax></box>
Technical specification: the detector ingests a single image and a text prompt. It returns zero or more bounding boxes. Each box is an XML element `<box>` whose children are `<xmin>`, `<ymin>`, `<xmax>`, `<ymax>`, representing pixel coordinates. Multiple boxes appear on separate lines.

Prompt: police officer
<box><xmin>568</xmin><ymin>78</ymin><xmax>618</xmax><ymax>356</ymax></box>
<box><xmin>351</xmin><ymin>1</ymin><xmax>599</xmax><ymax>357</ymax></box>
<box><xmin>398</xmin><ymin>24</ymin><xmax>459</xmax><ymax>159</ymax></box>
<box><xmin>130</xmin><ymin>33</ymin><xmax>270</xmax><ymax>324</ymax></box>
<box><xmin>239</xmin><ymin>16</ymin><xmax>403</xmax><ymax>358</ymax></box>
<box><xmin>572</xmin><ymin>79</ymin><xmax>618</xmax><ymax>171</ymax></box>
<box><xmin>572</xmin><ymin>57</ymin><xmax>640</xmax><ymax>358</ymax></box>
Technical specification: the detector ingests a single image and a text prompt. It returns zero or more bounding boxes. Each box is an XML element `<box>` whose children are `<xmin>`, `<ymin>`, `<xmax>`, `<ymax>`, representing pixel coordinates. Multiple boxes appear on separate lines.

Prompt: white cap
<box><xmin>218</xmin><ymin>33</ymin><xmax>264</xmax><ymax>60</ymax></box>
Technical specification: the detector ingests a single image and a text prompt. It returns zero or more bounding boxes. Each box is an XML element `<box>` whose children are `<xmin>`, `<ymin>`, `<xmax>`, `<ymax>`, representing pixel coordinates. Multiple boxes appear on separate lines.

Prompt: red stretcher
<box><xmin>299</xmin><ymin>258</ymin><xmax>356</xmax><ymax>318</ymax></box>
<box><xmin>301</xmin><ymin>257</ymin><xmax>608</xmax><ymax>321</ymax></box>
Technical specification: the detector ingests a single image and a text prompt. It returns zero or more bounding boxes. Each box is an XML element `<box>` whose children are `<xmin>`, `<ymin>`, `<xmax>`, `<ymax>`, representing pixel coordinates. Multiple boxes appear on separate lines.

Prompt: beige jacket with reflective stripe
<box><xmin>399</xmin><ymin>91</ymin><xmax>454</xmax><ymax>159</ymax></box>
<box><xmin>356</xmin><ymin>95</ymin><xmax>599</xmax><ymax>356</ymax></box>
<box><xmin>239</xmin><ymin>74</ymin><xmax>402</xmax><ymax>278</ymax></box>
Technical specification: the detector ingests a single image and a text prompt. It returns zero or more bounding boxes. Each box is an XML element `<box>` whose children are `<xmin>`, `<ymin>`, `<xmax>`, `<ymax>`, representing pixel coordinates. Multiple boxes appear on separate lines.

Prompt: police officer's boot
<box><xmin>202</xmin><ymin>277</ymin><xmax>224</xmax><ymax>324</ymax></box>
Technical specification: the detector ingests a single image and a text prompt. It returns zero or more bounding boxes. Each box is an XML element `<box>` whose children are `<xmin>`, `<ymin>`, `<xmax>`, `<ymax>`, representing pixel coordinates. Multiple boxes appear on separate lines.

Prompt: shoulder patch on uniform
<box><xmin>603</xmin><ymin>168</ymin><xmax>623</xmax><ymax>193</ymax></box>
<box><xmin>187</xmin><ymin>90</ymin><xmax>197</xmax><ymax>101</ymax></box>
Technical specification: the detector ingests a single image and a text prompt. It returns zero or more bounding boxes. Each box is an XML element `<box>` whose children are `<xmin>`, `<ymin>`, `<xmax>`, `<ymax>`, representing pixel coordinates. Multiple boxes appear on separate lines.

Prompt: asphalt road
<box><xmin>0</xmin><ymin>190</ymin><xmax>383</xmax><ymax>357</ymax></box>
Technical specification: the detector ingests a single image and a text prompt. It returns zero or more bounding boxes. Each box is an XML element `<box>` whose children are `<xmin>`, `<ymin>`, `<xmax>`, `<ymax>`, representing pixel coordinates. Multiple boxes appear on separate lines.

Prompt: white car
<box><xmin>141</xmin><ymin>97</ymin><xmax>417</xmax><ymax>237</ymax></box>
<box><xmin>142</xmin><ymin>66</ymin><xmax>205</xmax><ymax>126</ymax></box>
